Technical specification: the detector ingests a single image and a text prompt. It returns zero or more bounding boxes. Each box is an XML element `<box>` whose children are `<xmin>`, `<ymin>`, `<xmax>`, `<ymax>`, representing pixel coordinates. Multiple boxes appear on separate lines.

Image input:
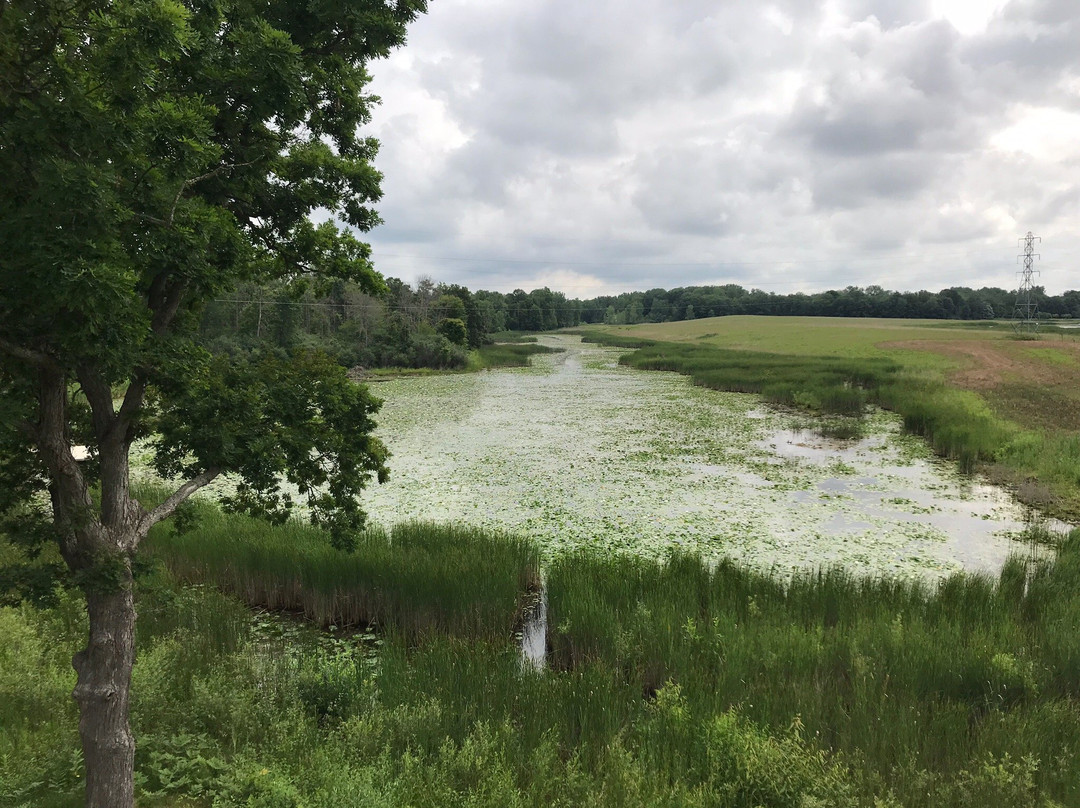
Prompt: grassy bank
<box><xmin>356</xmin><ymin>341</ymin><xmax>557</xmax><ymax>378</ymax></box>
<box><xmin>579</xmin><ymin>325</ymin><xmax>1080</xmax><ymax>520</ymax></box>
<box><xmin>547</xmin><ymin>540</ymin><xmax>1080</xmax><ymax>805</ymax></box>
<box><xmin>4</xmin><ymin>514</ymin><xmax>1080</xmax><ymax>806</ymax></box>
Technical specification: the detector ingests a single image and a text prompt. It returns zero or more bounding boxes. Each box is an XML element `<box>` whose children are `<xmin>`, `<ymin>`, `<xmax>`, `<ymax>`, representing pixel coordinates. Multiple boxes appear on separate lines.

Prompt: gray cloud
<box><xmin>363</xmin><ymin>0</ymin><xmax>1080</xmax><ymax>295</ymax></box>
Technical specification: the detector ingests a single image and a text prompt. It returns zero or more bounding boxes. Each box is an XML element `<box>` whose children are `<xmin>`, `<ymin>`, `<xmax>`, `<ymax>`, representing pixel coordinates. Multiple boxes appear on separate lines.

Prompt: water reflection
<box><xmin>763</xmin><ymin>426</ymin><xmax>1072</xmax><ymax>575</ymax></box>
<box><xmin>520</xmin><ymin>591</ymin><xmax>547</xmax><ymax>671</ymax></box>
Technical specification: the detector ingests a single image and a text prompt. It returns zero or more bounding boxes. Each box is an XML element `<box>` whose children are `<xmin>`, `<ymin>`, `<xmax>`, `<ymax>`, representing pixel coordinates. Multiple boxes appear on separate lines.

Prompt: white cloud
<box><xmin>991</xmin><ymin>106</ymin><xmax>1080</xmax><ymax>159</ymax></box>
<box><xmin>931</xmin><ymin>0</ymin><xmax>1009</xmax><ymax>35</ymax></box>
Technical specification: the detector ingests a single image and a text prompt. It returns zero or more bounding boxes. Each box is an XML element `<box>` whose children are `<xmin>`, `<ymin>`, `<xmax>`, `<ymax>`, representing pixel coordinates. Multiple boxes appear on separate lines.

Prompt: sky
<box><xmin>361</xmin><ymin>0</ymin><xmax>1080</xmax><ymax>297</ymax></box>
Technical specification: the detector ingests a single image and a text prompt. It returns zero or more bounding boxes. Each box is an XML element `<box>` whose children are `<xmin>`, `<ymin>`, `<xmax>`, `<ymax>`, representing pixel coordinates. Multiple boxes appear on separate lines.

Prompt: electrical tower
<box><xmin>1012</xmin><ymin>231</ymin><xmax>1041</xmax><ymax>335</ymax></box>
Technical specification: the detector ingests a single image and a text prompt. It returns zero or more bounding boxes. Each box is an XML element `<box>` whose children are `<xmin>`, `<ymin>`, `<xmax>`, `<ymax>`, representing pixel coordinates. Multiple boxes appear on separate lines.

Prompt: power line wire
<box><xmin>368</xmin><ymin>245</ymin><xmax>1052</xmax><ymax>269</ymax></box>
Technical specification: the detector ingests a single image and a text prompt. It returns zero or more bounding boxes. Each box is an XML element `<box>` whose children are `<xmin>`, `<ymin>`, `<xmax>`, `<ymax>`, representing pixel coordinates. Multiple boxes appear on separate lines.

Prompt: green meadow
<box><xmin>602</xmin><ymin>315</ymin><xmax>1011</xmax><ymax>360</ymax></box>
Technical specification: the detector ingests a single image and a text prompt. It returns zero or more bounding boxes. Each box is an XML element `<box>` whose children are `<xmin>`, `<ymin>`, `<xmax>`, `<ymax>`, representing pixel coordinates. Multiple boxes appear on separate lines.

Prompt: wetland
<box><xmin>11</xmin><ymin>327</ymin><xmax>1080</xmax><ymax>808</ymax></box>
<box><xmin>363</xmin><ymin>334</ymin><xmax>1063</xmax><ymax>577</ymax></box>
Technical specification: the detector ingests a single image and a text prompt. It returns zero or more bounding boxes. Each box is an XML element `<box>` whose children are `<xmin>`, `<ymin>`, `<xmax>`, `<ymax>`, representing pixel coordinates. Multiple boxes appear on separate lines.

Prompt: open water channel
<box><xmin>363</xmin><ymin>334</ymin><xmax>1067</xmax><ymax>579</ymax></box>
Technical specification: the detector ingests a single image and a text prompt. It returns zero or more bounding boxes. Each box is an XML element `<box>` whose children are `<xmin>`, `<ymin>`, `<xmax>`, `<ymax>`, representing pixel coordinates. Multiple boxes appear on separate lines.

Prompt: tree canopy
<box><xmin>0</xmin><ymin>0</ymin><xmax>430</xmax><ymax>544</ymax></box>
<box><xmin>0</xmin><ymin>0</ymin><xmax>426</xmax><ymax>804</ymax></box>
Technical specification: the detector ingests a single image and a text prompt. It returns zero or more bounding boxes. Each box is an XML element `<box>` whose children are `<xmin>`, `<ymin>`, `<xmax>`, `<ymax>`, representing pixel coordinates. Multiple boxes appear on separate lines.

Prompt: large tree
<box><xmin>0</xmin><ymin>0</ymin><xmax>426</xmax><ymax>805</ymax></box>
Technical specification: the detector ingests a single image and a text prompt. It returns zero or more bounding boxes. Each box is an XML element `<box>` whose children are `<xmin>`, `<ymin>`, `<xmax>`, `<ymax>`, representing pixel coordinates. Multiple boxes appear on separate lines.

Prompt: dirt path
<box><xmin>882</xmin><ymin>338</ymin><xmax>1080</xmax><ymax>389</ymax></box>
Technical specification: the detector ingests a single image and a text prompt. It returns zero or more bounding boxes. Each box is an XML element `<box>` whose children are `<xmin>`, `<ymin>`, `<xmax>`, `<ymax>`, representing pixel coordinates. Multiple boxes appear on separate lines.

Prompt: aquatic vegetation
<box><xmin>469</xmin><ymin>341</ymin><xmax>560</xmax><ymax>369</ymax></box>
<box><xmin>359</xmin><ymin>336</ymin><xmax>1055</xmax><ymax>578</ymax></box>
<box><xmin>6</xmin><ymin>332</ymin><xmax>1076</xmax><ymax>807</ymax></box>
<box><xmin>587</xmin><ymin>320</ymin><xmax>1080</xmax><ymax>520</ymax></box>
<box><xmin>545</xmin><ymin>530</ymin><xmax>1080</xmax><ymax>804</ymax></box>
<box><xmin>6</xmin><ymin>527</ymin><xmax>1080</xmax><ymax>806</ymax></box>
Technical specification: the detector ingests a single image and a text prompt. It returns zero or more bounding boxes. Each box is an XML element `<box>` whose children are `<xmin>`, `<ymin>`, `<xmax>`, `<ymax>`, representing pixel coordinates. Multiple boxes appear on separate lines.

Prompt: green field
<box><xmin>603</xmin><ymin>316</ymin><xmax>1000</xmax><ymax>364</ymax></box>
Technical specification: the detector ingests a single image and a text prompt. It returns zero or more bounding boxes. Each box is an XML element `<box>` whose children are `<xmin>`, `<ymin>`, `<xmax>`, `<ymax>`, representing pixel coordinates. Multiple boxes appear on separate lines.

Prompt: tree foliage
<box><xmin>0</xmin><ymin>0</ymin><xmax>426</xmax><ymax>804</ymax></box>
<box><xmin>0</xmin><ymin>0</ymin><xmax>426</xmax><ymax>542</ymax></box>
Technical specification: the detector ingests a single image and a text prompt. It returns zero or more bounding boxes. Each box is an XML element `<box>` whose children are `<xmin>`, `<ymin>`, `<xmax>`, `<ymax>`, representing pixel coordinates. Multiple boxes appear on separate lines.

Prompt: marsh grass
<box><xmin>5</xmin><ymin>521</ymin><xmax>1080</xmax><ymax>805</ymax></box>
<box><xmin>582</xmin><ymin>331</ymin><xmax>1080</xmax><ymax>514</ymax></box>
<box><xmin>143</xmin><ymin>498</ymin><xmax>539</xmax><ymax>642</ymax></box>
<box><xmin>583</xmin><ymin>334</ymin><xmax>900</xmax><ymax>416</ymax></box>
<box><xmin>470</xmin><ymin>342</ymin><xmax>560</xmax><ymax>370</ymax></box>
<box><xmin>486</xmin><ymin>331</ymin><xmax>539</xmax><ymax>343</ymax></box>
<box><xmin>812</xmin><ymin>416</ymin><xmax>865</xmax><ymax>440</ymax></box>
<box><xmin>545</xmin><ymin>532</ymin><xmax>1080</xmax><ymax>804</ymax></box>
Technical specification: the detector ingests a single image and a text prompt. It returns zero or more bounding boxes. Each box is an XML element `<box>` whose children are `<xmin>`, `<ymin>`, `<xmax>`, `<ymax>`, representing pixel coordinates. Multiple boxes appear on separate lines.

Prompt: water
<box><xmin>361</xmin><ymin>334</ymin><xmax>1069</xmax><ymax>578</ymax></box>
<box><xmin>519</xmin><ymin>591</ymin><xmax>547</xmax><ymax>670</ymax></box>
<box><xmin>764</xmin><ymin>427</ymin><xmax>1069</xmax><ymax>574</ymax></box>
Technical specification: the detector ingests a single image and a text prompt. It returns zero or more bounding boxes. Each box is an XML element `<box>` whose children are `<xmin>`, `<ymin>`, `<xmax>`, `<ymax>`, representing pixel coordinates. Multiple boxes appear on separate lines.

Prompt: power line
<box><xmin>369</xmin><ymin>245</ymin><xmax>1020</xmax><ymax>270</ymax></box>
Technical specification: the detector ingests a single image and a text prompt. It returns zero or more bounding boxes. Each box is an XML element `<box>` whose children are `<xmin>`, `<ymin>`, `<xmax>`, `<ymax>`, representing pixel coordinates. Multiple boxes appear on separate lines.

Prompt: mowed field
<box><xmin>600</xmin><ymin>315</ymin><xmax>1080</xmax><ymax>434</ymax></box>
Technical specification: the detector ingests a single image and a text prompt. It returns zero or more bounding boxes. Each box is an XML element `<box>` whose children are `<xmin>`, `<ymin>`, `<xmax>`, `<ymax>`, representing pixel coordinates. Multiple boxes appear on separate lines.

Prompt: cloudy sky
<box><xmin>362</xmin><ymin>0</ymin><xmax>1079</xmax><ymax>297</ymax></box>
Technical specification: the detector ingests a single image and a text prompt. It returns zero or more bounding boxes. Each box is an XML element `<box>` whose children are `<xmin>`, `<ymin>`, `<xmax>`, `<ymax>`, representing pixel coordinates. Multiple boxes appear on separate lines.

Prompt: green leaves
<box><xmin>1</xmin><ymin>0</ymin><xmax>425</xmax><ymax>546</ymax></box>
<box><xmin>152</xmin><ymin>349</ymin><xmax>388</xmax><ymax>549</ymax></box>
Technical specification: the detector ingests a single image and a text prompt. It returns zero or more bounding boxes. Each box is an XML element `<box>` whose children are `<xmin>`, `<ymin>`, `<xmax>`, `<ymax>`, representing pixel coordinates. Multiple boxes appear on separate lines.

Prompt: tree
<box><xmin>441</xmin><ymin>284</ymin><xmax>484</xmax><ymax>348</ymax></box>
<box><xmin>433</xmin><ymin>293</ymin><xmax>467</xmax><ymax>323</ymax></box>
<box><xmin>0</xmin><ymin>0</ymin><xmax>426</xmax><ymax>805</ymax></box>
<box><xmin>437</xmin><ymin>317</ymin><xmax>468</xmax><ymax>346</ymax></box>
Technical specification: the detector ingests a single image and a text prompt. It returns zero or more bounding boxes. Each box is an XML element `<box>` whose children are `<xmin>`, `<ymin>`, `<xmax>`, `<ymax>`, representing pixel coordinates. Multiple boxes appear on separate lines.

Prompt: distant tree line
<box><xmin>577</xmin><ymin>284</ymin><xmax>1080</xmax><ymax>325</ymax></box>
<box><xmin>199</xmin><ymin>279</ymin><xmax>589</xmax><ymax>369</ymax></box>
<box><xmin>200</xmin><ymin>280</ymin><xmax>1080</xmax><ymax>370</ymax></box>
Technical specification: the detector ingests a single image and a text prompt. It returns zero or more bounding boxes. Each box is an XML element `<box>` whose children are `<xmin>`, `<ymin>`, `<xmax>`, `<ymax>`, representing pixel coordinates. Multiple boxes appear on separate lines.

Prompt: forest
<box><xmin>199</xmin><ymin>277</ymin><xmax>1080</xmax><ymax>370</ymax></box>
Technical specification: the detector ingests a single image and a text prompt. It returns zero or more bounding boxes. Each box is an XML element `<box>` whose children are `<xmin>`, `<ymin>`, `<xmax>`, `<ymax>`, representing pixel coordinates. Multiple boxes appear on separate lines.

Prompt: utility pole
<box><xmin>1013</xmin><ymin>231</ymin><xmax>1041</xmax><ymax>335</ymax></box>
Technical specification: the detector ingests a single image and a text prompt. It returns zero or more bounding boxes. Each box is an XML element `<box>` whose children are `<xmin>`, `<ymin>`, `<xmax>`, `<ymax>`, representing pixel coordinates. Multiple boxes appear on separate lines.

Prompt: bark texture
<box><xmin>31</xmin><ymin>362</ymin><xmax>216</xmax><ymax>808</ymax></box>
<box><xmin>72</xmin><ymin>572</ymin><xmax>136</xmax><ymax>808</ymax></box>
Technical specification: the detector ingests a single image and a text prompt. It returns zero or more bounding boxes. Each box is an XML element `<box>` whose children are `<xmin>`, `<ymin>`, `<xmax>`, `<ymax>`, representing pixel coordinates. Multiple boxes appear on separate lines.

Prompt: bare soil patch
<box><xmin>883</xmin><ymin>338</ymin><xmax>1080</xmax><ymax>438</ymax></box>
<box><xmin>883</xmin><ymin>339</ymin><xmax>1080</xmax><ymax>390</ymax></box>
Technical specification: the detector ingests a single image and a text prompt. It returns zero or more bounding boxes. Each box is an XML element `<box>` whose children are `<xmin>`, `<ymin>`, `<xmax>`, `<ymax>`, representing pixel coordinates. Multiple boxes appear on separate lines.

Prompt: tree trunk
<box><xmin>72</xmin><ymin>565</ymin><xmax>136</xmax><ymax>808</ymax></box>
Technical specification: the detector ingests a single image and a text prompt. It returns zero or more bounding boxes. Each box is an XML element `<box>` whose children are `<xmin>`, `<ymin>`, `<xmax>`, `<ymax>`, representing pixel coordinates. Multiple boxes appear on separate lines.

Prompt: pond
<box><xmin>362</xmin><ymin>334</ymin><xmax>1065</xmax><ymax>578</ymax></box>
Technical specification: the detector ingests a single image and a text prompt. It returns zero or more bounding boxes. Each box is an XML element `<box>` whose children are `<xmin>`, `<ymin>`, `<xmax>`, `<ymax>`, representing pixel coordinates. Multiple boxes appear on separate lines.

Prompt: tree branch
<box><xmin>132</xmin><ymin>161</ymin><xmax>254</xmax><ymax>229</ymax></box>
<box><xmin>115</xmin><ymin>375</ymin><xmax>147</xmax><ymax>444</ymax></box>
<box><xmin>169</xmin><ymin>162</ymin><xmax>254</xmax><ymax>225</ymax></box>
<box><xmin>151</xmin><ymin>277</ymin><xmax>187</xmax><ymax>334</ymax></box>
<box><xmin>76</xmin><ymin>365</ymin><xmax>116</xmax><ymax>440</ymax></box>
<box><xmin>137</xmin><ymin>468</ymin><xmax>221</xmax><ymax>537</ymax></box>
<box><xmin>0</xmin><ymin>337</ymin><xmax>59</xmax><ymax>369</ymax></box>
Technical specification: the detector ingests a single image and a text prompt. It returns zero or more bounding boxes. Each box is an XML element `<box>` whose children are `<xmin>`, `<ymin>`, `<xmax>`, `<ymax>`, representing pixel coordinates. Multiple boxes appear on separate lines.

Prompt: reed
<box><xmin>545</xmin><ymin>533</ymin><xmax>1080</xmax><ymax>803</ymax></box>
<box><xmin>144</xmin><ymin>502</ymin><xmax>539</xmax><ymax>643</ymax></box>
<box><xmin>471</xmin><ymin>342</ymin><xmax>559</xmax><ymax>369</ymax></box>
<box><xmin>5</xmin><ymin>527</ymin><xmax>1080</xmax><ymax>805</ymax></box>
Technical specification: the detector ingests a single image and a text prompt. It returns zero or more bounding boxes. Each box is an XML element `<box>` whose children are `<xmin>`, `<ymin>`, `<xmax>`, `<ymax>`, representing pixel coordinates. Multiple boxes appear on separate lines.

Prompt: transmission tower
<box><xmin>1012</xmin><ymin>231</ymin><xmax>1041</xmax><ymax>335</ymax></box>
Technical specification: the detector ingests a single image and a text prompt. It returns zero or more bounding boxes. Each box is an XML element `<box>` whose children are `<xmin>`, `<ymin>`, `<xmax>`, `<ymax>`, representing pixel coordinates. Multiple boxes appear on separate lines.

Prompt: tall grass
<box><xmin>545</xmin><ymin>534</ymin><xmax>1080</xmax><ymax>804</ymax></box>
<box><xmin>581</xmin><ymin>334</ymin><xmax>899</xmax><ymax>416</ymax></box>
<box><xmin>5</xmin><ymin>525</ymin><xmax>1080</xmax><ymax>805</ymax></box>
<box><xmin>485</xmin><ymin>331</ymin><xmax>539</xmax><ymax>344</ymax></box>
<box><xmin>144</xmin><ymin>501</ymin><xmax>539</xmax><ymax>642</ymax></box>
<box><xmin>470</xmin><ymin>342</ymin><xmax>559</xmax><ymax>369</ymax></box>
